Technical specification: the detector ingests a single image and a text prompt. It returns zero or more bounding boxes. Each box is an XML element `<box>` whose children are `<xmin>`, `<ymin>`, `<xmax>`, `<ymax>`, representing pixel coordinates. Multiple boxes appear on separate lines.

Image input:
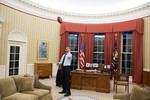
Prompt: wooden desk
<box><xmin>71</xmin><ymin>70</ymin><xmax>110</xmax><ymax>93</ymax></box>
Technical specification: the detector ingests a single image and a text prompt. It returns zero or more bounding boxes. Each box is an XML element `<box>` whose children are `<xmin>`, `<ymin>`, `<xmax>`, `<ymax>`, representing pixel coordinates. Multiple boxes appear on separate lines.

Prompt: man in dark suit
<box><xmin>57</xmin><ymin>47</ymin><xmax>72</xmax><ymax>97</ymax></box>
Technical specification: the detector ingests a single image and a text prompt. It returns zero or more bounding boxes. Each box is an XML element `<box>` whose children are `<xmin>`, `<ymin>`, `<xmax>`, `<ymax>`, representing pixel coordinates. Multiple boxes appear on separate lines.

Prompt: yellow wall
<box><xmin>0</xmin><ymin>4</ymin><xmax>60</xmax><ymax>64</ymax></box>
<box><xmin>143</xmin><ymin>17</ymin><xmax>150</xmax><ymax>69</ymax></box>
<box><xmin>0</xmin><ymin>4</ymin><xmax>150</xmax><ymax>70</ymax></box>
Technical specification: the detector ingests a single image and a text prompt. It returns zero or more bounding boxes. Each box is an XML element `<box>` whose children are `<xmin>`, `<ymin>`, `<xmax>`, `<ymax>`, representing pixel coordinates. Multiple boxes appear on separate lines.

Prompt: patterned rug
<box><xmin>57</xmin><ymin>95</ymin><xmax>99</xmax><ymax>100</ymax></box>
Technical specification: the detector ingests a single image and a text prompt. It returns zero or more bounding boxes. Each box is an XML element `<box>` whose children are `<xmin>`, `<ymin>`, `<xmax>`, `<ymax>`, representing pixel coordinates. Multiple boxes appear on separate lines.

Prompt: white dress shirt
<box><xmin>59</xmin><ymin>52</ymin><xmax>72</xmax><ymax>66</ymax></box>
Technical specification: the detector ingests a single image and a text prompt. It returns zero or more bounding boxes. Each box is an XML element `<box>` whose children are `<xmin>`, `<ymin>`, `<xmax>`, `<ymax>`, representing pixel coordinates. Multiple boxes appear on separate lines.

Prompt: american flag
<box><xmin>79</xmin><ymin>41</ymin><xmax>85</xmax><ymax>69</ymax></box>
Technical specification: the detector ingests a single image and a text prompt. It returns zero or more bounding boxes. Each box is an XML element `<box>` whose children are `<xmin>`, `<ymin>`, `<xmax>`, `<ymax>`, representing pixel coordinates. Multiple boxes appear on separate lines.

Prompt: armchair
<box><xmin>113</xmin><ymin>86</ymin><xmax>150</xmax><ymax>100</ymax></box>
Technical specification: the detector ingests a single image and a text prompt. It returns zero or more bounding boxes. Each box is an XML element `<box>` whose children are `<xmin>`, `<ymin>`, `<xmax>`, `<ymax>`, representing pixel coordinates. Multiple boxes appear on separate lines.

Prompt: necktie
<box><xmin>62</xmin><ymin>53</ymin><xmax>66</xmax><ymax>66</ymax></box>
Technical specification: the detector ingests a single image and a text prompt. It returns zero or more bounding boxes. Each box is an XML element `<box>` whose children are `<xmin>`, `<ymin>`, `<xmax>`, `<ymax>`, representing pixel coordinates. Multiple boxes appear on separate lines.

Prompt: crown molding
<box><xmin>0</xmin><ymin>0</ymin><xmax>150</xmax><ymax>23</ymax></box>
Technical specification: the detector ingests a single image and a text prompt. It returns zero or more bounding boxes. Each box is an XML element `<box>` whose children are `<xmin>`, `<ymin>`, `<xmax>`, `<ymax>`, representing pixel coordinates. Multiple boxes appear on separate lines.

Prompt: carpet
<box><xmin>57</xmin><ymin>95</ymin><xmax>99</xmax><ymax>100</ymax></box>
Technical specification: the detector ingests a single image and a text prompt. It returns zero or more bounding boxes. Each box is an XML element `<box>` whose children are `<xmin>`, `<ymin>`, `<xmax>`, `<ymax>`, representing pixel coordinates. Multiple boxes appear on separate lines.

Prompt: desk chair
<box><xmin>114</xmin><ymin>73</ymin><xmax>129</xmax><ymax>93</ymax></box>
<box><xmin>98</xmin><ymin>63</ymin><xmax>105</xmax><ymax>71</ymax></box>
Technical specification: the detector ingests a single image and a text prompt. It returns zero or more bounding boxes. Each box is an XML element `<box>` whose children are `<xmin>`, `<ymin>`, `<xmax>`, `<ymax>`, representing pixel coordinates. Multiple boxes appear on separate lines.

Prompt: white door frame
<box><xmin>7</xmin><ymin>30</ymin><xmax>27</xmax><ymax>76</ymax></box>
<box><xmin>7</xmin><ymin>41</ymin><xmax>27</xmax><ymax>76</ymax></box>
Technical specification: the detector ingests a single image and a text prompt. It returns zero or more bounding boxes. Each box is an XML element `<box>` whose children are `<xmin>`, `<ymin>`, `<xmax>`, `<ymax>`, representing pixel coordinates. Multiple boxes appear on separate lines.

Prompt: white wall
<box><xmin>0</xmin><ymin>65</ymin><xmax>6</xmax><ymax>78</ymax></box>
<box><xmin>26</xmin><ymin>63</ymin><xmax>58</xmax><ymax>77</ymax></box>
<box><xmin>0</xmin><ymin>63</ymin><xmax>58</xmax><ymax>78</ymax></box>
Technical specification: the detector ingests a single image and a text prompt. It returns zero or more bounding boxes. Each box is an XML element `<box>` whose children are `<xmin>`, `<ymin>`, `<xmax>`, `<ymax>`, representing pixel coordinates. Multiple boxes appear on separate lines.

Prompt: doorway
<box><xmin>7</xmin><ymin>30</ymin><xmax>27</xmax><ymax>76</ymax></box>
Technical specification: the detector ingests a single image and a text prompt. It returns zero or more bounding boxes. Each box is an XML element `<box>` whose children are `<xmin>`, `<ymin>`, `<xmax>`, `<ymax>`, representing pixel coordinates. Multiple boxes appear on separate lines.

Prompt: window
<box><xmin>68</xmin><ymin>32</ymin><xmax>79</xmax><ymax>70</ymax></box>
<box><xmin>121</xmin><ymin>31</ymin><xmax>133</xmax><ymax>76</ymax></box>
<box><xmin>93</xmin><ymin>34</ymin><xmax>105</xmax><ymax>63</ymax></box>
<box><xmin>9</xmin><ymin>46</ymin><xmax>20</xmax><ymax>76</ymax></box>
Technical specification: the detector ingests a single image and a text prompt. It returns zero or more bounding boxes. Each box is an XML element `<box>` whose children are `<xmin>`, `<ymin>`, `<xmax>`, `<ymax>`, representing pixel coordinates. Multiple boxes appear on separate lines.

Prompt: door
<box><xmin>7</xmin><ymin>42</ymin><xmax>27</xmax><ymax>76</ymax></box>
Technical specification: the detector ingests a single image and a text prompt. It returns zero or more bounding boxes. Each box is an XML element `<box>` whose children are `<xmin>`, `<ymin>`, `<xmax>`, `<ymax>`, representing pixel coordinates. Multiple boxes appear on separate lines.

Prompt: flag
<box><xmin>112</xmin><ymin>34</ymin><xmax>118</xmax><ymax>72</ymax></box>
<box><xmin>79</xmin><ymin>41</ymin><xmax>85</xmax><ymax>69</ymax></box>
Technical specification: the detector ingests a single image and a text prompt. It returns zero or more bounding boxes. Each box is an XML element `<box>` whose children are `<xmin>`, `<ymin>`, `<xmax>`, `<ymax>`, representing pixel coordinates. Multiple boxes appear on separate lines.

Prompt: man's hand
<box><xmin>57</xmin><ymin>63</ymin><xmax>59</xmax><ymax>66</ymax></box>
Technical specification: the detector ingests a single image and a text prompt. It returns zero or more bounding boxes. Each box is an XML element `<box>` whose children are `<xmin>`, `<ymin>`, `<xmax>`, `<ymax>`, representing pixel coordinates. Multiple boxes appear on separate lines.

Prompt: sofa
<box><xmin>113</xmin><ymin>85</ymin><xmax>150</xmax><ymax>100</ymax></box>
<box><xmin>0</xmin><ymin>75</ymin><xmax>53</xmax><ymax>100</ymax></box>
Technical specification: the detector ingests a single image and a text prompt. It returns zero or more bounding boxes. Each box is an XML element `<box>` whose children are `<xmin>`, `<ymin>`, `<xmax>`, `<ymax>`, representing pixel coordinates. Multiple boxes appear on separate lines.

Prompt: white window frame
<box><xmin>93</xmin><ymin>34</ymin><xmax>105</xmax><ymax>63</ymax></box>
<box><xmin>120</xmin><ymin>32</ymin><xmax>133</xmax><ymax>76</ymax></box>
<box><xmin>68</xmin><ymin>33</ymin><xmax>79</xmax><ymax>70</ymax></box>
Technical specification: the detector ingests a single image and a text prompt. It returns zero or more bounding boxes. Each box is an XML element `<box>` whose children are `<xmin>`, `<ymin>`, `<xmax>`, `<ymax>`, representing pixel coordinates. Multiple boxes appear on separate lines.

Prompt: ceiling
<box><xmin>30</xmin><ymin>0</ymin><xmax>150</xmax><ymax>14</ymax></box>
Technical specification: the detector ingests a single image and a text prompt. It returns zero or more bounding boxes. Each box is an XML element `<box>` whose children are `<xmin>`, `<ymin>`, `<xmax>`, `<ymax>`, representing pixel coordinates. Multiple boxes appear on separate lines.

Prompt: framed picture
<box><xmin>37</xmin><ymin>40</ymin><xmax>49</xmax><ymax>60</ymax></box>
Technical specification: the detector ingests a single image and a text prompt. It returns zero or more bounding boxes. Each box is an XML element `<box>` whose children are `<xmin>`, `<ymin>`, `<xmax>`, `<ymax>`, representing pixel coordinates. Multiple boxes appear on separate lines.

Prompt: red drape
<box><xmin>61</xmin><ymin>22</ymin><xmax>113</xmax><ymax>34</ymax></box>
<box><xmin>79</xmin><ymin>33</ymin><xmax>94</xmax><ymax>64</ymax></box>
<box><xmin>132</xmin><ymin>31</ymin><xmax>143</xmax><ymax>84</ymax></box>
<box><xmin>116</xmin><ymin>33</ymin><xmax>122</xmax><ymax>73</ymax></box>
<box><xmin>60</xmin><ymin>22</ymin><xmax>86</xmax><ymax>35</ymax></box>
<box><xmin>59</xmin><ymin>32</ymin><xmax>69</xmax><ymax>59</ymax></box>
<box><xmin>104</xmin><ymin>33</ymin><xmax>114</xmax><ymax>65</ymax></box>
<box><xmin>59</xmin><ymin>18</ymin><xmax>144</xmax><ymax>84</ymax></box>
<box><xmin>132</xmin><ymin>19</ymin><xmax>144</xmax><ymax>84</ymax></box>
<box><xmin>86</xmin><ymin>33</ymin><xmax>94</xmax><ymax>63</ymax></box>
<box><xmin>113</xmin><ymin>20</ymin><xmax>136</xmax><ymax>32</ymax></box>
<box><xmin>86</xmin><ymin>24</ymin><xmax>113</xmax><ymax>33</ymax></box>
<box><xmin>113</xmin><ymin>19</ymin><xmax>144</xmax><ymax>84</ymax></box>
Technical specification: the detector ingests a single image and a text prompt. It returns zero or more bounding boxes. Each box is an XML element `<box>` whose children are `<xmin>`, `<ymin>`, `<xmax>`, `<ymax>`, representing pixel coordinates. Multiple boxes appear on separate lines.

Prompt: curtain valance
<box><xmin>60</xmin><ymin>18</ymin><xmax>143</xmax><ymax>35</ymax></box>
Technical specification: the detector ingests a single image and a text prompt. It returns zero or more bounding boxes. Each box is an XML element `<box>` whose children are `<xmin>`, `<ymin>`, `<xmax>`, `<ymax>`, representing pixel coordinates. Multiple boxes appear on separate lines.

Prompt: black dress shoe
<box><xmin>64</xmin><ymin>94</ymin><xmax>71</xmax><ymax>97</ymax></box>
<box><xmin>59</xmin><ymin>91</ymin><xmax>66</xmax><ymax>94</ymax></box>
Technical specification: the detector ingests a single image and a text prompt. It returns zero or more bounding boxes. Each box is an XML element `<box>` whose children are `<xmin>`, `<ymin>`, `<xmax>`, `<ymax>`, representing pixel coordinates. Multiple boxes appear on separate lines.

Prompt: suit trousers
<box><xmin>62</xmin><ymin>66</ymin><xmax>71</xmax><ymax>94</ymax></box>
<box><xmin>56</xmin><ymin>69</ymin><xmax>62</xmax><ymax>86</ymax></box>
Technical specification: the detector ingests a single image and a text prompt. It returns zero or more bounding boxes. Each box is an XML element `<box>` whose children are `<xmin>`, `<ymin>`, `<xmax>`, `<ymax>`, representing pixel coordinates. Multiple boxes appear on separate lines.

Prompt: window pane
<box><xmin>16</xmin><ymin>47</ymin><xmax>20</xmax><ymax>53</ymax></box>
<box><xmin>15</xmin><ymin>61</ymin><xmax>19</xmax><ymax>67</ymax></box>
<box><xmin>123</xmin><ymin>39</ymin><xmax>126</xmax><ymax>45</ymax></box>
<box><xmin>71</xmin><ymin>52</ymin><xmax>78</xmax><ymax>70</ymax></box>
<box><xmin>128</xmin><ymin>39</ymin><xmax>132</xmax><ymax>45</ymax></box>
<box><xmin>9</xmin><ymin>61</ymin><xmax>14</xmax><ymax>68</ymax></box>
<box><xmin>93</xmin><ymin>34</ymin><xmax>105</xmax><ymax>63</ymax></box>
<box><xmin>68</xmin><ymin>32</ymin><xmax>79</xmax><ymax>70</ymax></box>
<box><xmin>9</xmin><ymin>46</ymin><xmax>20</xmax><ymax>76</ymax></box>
<box><xmin>122</xmin><ymin>67</ymin><xmax>125</xmax><ymax>74</ymax></box>
<box><xmin>121</xmin><ymin>31</ymin><xmax>132</xmax><ymax>76</ymax></box>
<box><xmin>10</xmin><ymin>54</ymin><xmax>14</xmax><ymax>60</ymax></box>
<box><xmin>94</xmin><ymin>46</ymin><xmax>97</xmax><ymax>52</ymax></box>
<box><xmin>75</xmin><ymin>46</ymin><xmax>78</xmax><ymax>51</ymax></box>
<box><xmin>14</xmin><ymin>69</ymin><xmax>18</xmax><ymax>75</ymax></box>
<box><xmin>101</xmin><ymin>45</ymin><xmax>104</xmax><ymax>52</ymax></box>
<box><xmin>127</xmin><ymin>54</ymin><xmax>132</xmax><ymax>60</ymax></box>
<box><xmin>122</xmin><ymin>60</ymin><xmax>125</xmax><ymax>67</ymax></box>
<box><xmin>9</xmin><ymin>69</ymin><xmax>13</xmax><ymax>76</ymax></box>
<box><xmin>128</xmin><ymin>46</ymin><xmax>132</xmax><ymax>52</ymax></box>
<box><xmin>10</xmin><ymin>46</ymin><xmax>15</xmax><ymax>53</ymax></box>
<box><xmin>122</xmin><ymin>54</ymin><xmax>125</xmax><ymax>60</ymax></box>
<box><xmin>15</xmin><ymin>54</ymin><xmax>19</xmax><ymax>60</ymax></box>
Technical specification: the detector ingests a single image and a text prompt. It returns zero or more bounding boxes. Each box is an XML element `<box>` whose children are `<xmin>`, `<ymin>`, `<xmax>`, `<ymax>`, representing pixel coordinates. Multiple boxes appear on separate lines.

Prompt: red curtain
<box><xmin>60</xmin><ymin>22</ymin><xmax>86</xmax><ymax>35</ymax></box>
<box><xmin>113</xmin><ymin>20</ymin><xmax>136</xmax><ymax>32</ymax></box>
<box><xmin>132</xmin><ymin>19</ymin><xmax>144</xmax><ymax>84</ymax></box>
<box><xmin>104</xmin><ymin>33</ymin><xmax>114</xmax><ymax>65</ymax></box>
<box><xmin>132</xmin><ymin>31</ymin><xmax>143</xmax><ymax>84</ymax></box>
<box><xmin>116</xmin><ymin>33</ymin><xmax>122</xmax><ymax>73</ymax></box>
<box><xmin>112</xmin><ymin>19</ymin><xmax>144</xmax><ymax>84</ymax></box>
<box><xmin>79</xmin><ymin>33</ymin><xmax>94</xmax><ymax>64</ymax></box>
<box><xmin>59</xmin><ymin>32</ymin><xmax>69</xmax><ymax>59</ymax></box>
<box><xmin>86</xmin><ymin>24</ymin><xmax>112</xmax><ymax>33</ymax></box>
<box><xmin>87</xmin><ymin>33</ymin><xmax>94</xmax><ymax>63</ymax></box>
<box><xmin>59</xmin><ymin>18</ymin><xmax>144</xmax><ymax>84</ymax></box>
